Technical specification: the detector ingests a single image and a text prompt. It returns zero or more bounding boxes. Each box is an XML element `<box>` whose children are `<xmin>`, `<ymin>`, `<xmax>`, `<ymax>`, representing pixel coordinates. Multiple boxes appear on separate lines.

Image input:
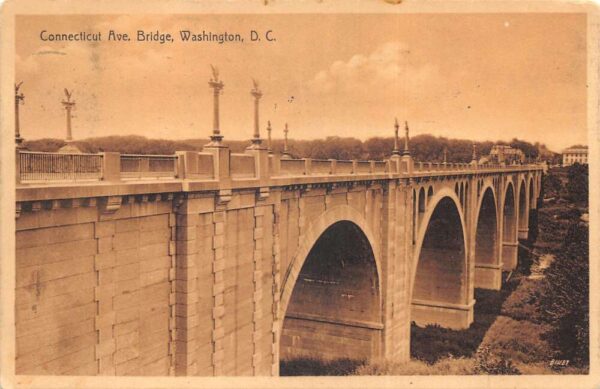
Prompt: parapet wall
<box><xmin>16</xmin><ymin>197</ymin><xmax>175</xmax><ymax>375</ymax></box>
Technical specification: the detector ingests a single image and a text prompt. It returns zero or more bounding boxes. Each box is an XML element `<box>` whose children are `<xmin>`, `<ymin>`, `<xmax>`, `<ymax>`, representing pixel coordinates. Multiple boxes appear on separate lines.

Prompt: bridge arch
<box><xmin>474</xmin><ymin>185</ymin><xmax>501</xmax><ymax>289</ymax></box>
<box><xmin>518</xmin><ymin>179</ymin><xmax>528</xmax><ymax>235</ymax></box>
<box><xmin>418</xmin><ymin>187</ymin><xmax>426</xmax><ymax>213</ymax></box>
<box><xmin>410</xmin><ymin>188</ymin><xmax>470</xmax><ymax>329</ymax></box>
<box><xmin>528</xmin><ymin>176</ymin><xmax>535</xmax><ymax>208</ymax></box>
<box><xmin>279</xmin><ymin>205</ymin><xmax>383</xmax><ymax>363</ymax></box>
<box><xmin>502</xmin><ymin>181</ymin><xmax>518</xmax><ymax>270</ymax></box>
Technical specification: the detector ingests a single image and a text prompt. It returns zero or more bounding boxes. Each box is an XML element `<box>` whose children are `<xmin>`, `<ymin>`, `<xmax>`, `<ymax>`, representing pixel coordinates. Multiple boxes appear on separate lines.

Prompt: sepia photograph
<box><xmin>0</xmin><ymin>1</ymin><xmax>597</xmax><ymax>388</ymax></box>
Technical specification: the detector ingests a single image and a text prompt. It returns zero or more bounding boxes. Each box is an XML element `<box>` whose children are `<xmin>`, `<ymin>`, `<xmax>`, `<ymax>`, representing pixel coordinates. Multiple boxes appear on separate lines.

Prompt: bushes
<box><xmin>474</xmin><ymin>345</ymin><xmax>520</xmax><ymax>375</ymax></box>
<box><xmin>542</xmin><ymin>173</ymin><xmax>563</xmax><ymax>199</ymax></box>
<box><xmin>280</xmin><ymin>357</ymin><xmax>364</xmax><ymax>376</ymax></box>
<box><xmin>565</xmin><ymin>163</ymin><xmax>588</xmax><ymax>205</ymax></box>
<box><xmin>409</xmin><ymin>319</ymin><xmax>493</xmax><ymax>364</ymax></box>
<box><xmin>538</xmin><ymin>222</ymin><xmax>589</xmax><ymax>366</ymax></box>
<box><xmin>500</xmin><ymin>279</ymin><xmax>545</xmax><ymax>323</ymax></box>
<box><xmin>479</xmin><ymin>316</ymin><xmax>552</xmax><ymax>365</ymax></box>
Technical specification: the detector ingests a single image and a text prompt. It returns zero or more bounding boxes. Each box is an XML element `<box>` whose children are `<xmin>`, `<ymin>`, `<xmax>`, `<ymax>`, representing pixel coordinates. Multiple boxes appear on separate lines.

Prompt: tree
<box><xmin>566</xmin><ymin>163</ymin><xmax>588</xmax><ymax>205</ymax></box>
<box><xmin>539</xmin><ymin>222</ymin><xmax>589</xmax><ymax>366</ymax></box>
<box><xmin>543</xmin><ymin>172</ymin><xmax>563</xmax><ymax>199</ymax></box>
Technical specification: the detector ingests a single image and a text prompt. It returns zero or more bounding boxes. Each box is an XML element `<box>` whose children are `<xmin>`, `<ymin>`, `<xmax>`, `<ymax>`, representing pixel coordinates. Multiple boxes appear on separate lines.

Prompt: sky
<box><xmin>15</xmin><ymin>13</ymin><xmax>587</xmax><ymax>152</ymax></box>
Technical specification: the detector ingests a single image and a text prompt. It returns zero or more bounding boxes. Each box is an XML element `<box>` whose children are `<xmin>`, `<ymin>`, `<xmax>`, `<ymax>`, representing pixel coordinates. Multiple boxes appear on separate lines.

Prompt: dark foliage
<box><xmin>21</xmin><ymin>134</ymin><xmax>551</xmax><ymax>163</ymax></box>
<box><xmin>23</xmin><ymin>138</ymin><xmax>67</xmax><ymax>152</ymax></box>
<box><xmin>475</xmin><ymin>345</ymin><xmax>521</xmax><ymax>375</ymax></box>
<box><xmin>539</xmin><ymin>222</ymin><xmax>589</xmax><ymax>366</ymax></box>
<box><xmin>565</xmin><ymin>163</ymin><xmax>588</xmax><ymax>205</ymax></box>
<box><xmin>527</xmin><ymin>208</ymin><xmax>539</xmax><ymax>243</ymax></box>
<box><xmin>280</xmin><ymin>357</ymin><xmax>364</xmax><ymax>376</ymax></box>
<box><xmin>24</xmin><ymin>135</ymin><xmax>199</xmax><ymax>155</ymax></box>
<box><xmin>411</xmin><ymin>274</ymin><xmax>520</xmax><ymax>364</ymax></box>
<box><xmin>542</xmin><ymin>173</ymin><xmax>563</xmax><ymax>199</ymax></box>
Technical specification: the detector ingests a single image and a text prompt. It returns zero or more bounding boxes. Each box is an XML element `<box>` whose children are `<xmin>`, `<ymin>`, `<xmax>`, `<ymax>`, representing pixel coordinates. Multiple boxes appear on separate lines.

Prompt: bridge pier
<box><xmin>502</xmin><ymin>241</ymin><xmax>519</xmax><ymax>271</ymax></box>
<box><xmin>411</xmin><ymin>299</ymin><xmax>475</xmax><ymax>330</ymax></box>
<box><xmin>518</xmin><ymin>227</ymin><xmax>529</xmax><ymax>240</ymax></box>
<box><xmin>474</xmin><ymin>263</ymin><xmax>502</xmax><ymax>290</ymax></box>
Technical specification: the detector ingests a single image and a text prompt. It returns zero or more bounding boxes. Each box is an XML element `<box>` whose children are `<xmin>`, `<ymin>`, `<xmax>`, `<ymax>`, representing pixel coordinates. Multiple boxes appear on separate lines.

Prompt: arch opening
<box><xmin>280</xmin><ymin>221</ymin><xmax>382</xmax><ymax>365</ymax></box>
<box><xmin>504</xmin><ymin>183</ymin><xmax>516</xmax><ymax>240</ymax></box>
<box><xmin>529</xmin><ymin>178</ymin><xmax>535</xmax><ymax>208</ymax></box>
<box><xmin>418</xmin><ymin>187</ymin><xmax>426</xmax><ymax>213</ymax></box>
<box><xmin>502</xmin><ymin>183</ymin><xmax>518</xmax><ymax>270</ymax></box>
<box><xmin>412</xmin><ymin>196</ymin><xmax>470</xmax><ymax>329</ymax></box>
<box><xmin>518</xmin><ymin>181</ymin><xmax>527</xmax><ymax>232</ymax></box>
<box><xmin>474</xmin><ymin>188</ymin><xmax>500</xmax><ymax>289</ymax></box>
<box><xmin>412</xmin><ymin>189</ymin><xmax>417</xmax><ymax>244</ymax></box>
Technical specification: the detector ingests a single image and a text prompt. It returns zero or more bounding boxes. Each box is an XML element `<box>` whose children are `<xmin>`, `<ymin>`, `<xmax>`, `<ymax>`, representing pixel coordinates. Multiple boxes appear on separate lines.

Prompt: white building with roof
<box><xmin>562</xmin><ymin>145</ymin><xmax>588</xmax><ymax>166</ymax></box>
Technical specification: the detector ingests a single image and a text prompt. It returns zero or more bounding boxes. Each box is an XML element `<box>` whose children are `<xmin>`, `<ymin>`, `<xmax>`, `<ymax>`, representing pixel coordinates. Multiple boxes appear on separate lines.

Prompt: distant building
<box><xmin>489</xmin><ymin>145</ymin><xmax>525</xmax><ymax>164</ymax></box>
<box><xmin>562</xmin><ymin>145</ymin><xmax>588</xmax><ymax>166</ymax></box>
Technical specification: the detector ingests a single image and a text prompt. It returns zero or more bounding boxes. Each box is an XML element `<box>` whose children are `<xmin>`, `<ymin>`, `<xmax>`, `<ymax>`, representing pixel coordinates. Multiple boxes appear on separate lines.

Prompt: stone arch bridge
<box><xmin>14</xmin><ymin>148</ymin><xmax>542</xmax><ymax>376</ymax></box>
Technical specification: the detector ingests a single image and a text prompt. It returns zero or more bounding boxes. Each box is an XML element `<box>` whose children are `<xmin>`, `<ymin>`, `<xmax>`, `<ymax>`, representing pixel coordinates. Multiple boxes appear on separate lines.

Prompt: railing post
<box><xmin>269</xmin><ymin>154</ymin><xmax>280</xmax><ymax>176</ymax></box>
<box><xmin>369</xmin><ymin>160</ymin><xmax>376</xmax><ymax>173</ymax></box>
<box><xmin>304</xmin><ymin>158</ymin><xmax>312</xmax><ymax>175</ymax></box>
<box><xmin>245</xmin><ymin>147</ymin><xmax>270</xmax><ymax>181</ymax></box>
<box><xmin>15</xmin><ymin>149</ymin><xmax>21</xmax><ymax>184</ymax></box>
<box><xmin>352</xmin><ymin>160</ymin><xmax>358</xmax><ymax>174</ymax></box>
<box><xmin>176</xmin><ymin>151</ymin><xmax>195</xmax><ymax>179</ymax></box>
<box><xmin>329</xmin><ymin>159</ymin><xmax>337</xmax><ymax>175</ymax></box>
<box><xmin>102</xmin><ymin>152</ymin><xmax>121</xmax><ymax>182</ymax></box>
<box><xmin>141</xmin><ymin>157</ymin><xmax>150</xmax><ymax>179</ymax></box>
<box><xmin>203</xmin><ymin>145</ymin><xmax>231</xmax><ymax>183</ymax></box>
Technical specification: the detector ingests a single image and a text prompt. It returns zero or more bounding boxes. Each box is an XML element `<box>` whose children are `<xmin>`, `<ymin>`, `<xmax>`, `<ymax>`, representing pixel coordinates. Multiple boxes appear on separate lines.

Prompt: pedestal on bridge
<box><xmin>410</xmin><ymin>299</ymin><xmax>475</xmax><ymax>330</ymax></box>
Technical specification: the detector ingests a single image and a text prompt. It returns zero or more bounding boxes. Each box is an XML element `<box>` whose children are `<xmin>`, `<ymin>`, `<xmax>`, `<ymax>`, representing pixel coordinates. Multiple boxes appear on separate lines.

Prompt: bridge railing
<box><xmin>17</xmin><ymin>150</ymin><xmax>103</xmax><ymax>183</ymax></box>
<box><xmin>230</xmin><ymin>153</ymin><xmax>256</xmax><ymax>178</ymax></box>
<box><xmin>16</xmin><ymin>148</ymin><xmax>542</xmax><ymax>185</ymax></box>
<box><xmin>120</xmin><ymin>154</ymin><xmax>178</xmax><ymax>180</ymax></box>
<box><xmin>279</xmin><ymin>158</ymin><xmax>306</xmax><ymax>176</ymax></box>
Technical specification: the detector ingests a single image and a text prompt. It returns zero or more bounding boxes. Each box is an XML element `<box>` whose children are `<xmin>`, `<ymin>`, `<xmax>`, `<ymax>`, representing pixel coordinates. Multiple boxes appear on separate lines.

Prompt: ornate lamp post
<box><xmin>207</xmin><ymin>65</ymin><xmax>225</xmax><ymax>146</ymax></box>
<box><xmin>267</xmin><ymin>120</ymin><xmax>273</xmax><ymax>153</ymax></box>
<box><xmin>62</xmin><ymin>88</ymin><xmax>76</xmax><ymax>142</ymax></box>
<box><xmin>15</xmin><ymin>82</ymin><xmax>25</xmax><ymax>148</ymax></box>
<box><xmin>392</xmin><ymin>118</ymin><xmax>401</xmax><ymax>156</ymax></box>
<box><xmin>471</xmin><ymin>143</ymin><xmax>478</xmax><ymax>164</ymax></box>
<box><xmin>402</xmin><ymin>121</ymin><xmax>411</xmax><ymax>156</ymax></box>
<box><xmin>248</xmin><ymin>79</ymin><xmax>265</xmax><ymax>149</ymax></box>
<box><xmin>282</xmin><ymin>123</ymin><xmax>291</xmax><ymax>159</ymax></box>
<box><xmin>443</xmin><ymin>146</ymin><xmax>448</xmax><ymax>164</ymax></box>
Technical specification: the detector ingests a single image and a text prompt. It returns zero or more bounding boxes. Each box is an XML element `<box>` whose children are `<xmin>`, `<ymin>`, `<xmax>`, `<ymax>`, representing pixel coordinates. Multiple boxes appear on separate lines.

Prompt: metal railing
<box><xmin>18</xmin><ymin>151</ymin><xmax>103</xmax><ymax>182</ymax></box>
<box><xmin>120</xmin><ymin>154</ymin><xmax>178</xmax><ymax>179</ymax></box>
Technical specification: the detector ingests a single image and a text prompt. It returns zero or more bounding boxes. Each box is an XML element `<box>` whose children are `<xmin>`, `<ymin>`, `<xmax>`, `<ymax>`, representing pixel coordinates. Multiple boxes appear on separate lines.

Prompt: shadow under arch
<box><xmin>473</xmin><ymin>185</ymin><xmax>501</xmax><ymax>290</ymax></box>
<box><xmin>502</xmin><ymin>181</ymin><xmax>518</xmax><ymax>270</ymax></box>
<box><xmin>410</xmin><ymin>188</ymin><xmax>472</xmax><ymax>330</ymax></box>
<box><xmin>529</xmin><ymin>176</ymin><xmax>535</xmax><ymax>208</ymax></box>
<box><xmin>278</xmin><ymin>205</ymin><xmax>383</xmax><ymax>365</ymax></box>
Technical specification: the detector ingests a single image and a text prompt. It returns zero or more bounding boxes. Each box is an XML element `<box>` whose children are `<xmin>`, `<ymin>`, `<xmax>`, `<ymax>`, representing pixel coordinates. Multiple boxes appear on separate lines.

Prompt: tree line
<box><xmin>23</xmin><ymin>134</ymin><xmax>558</xmax><ymax>163</ymax></box>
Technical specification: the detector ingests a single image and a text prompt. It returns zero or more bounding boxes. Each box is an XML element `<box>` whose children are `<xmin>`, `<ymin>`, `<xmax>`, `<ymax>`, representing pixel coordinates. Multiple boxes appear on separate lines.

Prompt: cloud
<box><xmin>308</xmin><ymin>42</ymin><xmax>438</xmax><ymax>100</ymax></box>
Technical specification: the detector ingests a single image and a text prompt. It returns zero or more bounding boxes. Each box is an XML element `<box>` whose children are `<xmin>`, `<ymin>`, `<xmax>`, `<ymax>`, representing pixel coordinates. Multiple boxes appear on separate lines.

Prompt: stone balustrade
<box><xmin>15</xmin><ymin>148</ymin><xmax>541</xmax><ymax>185</ymax></box>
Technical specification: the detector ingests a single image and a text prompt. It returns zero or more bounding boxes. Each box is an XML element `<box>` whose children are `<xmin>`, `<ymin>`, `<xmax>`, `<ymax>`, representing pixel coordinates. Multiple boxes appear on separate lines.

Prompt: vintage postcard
<box><xmin>0</xmin><ymin>0</ymin><xmax>598</xmax><ymax>388</ymax></box>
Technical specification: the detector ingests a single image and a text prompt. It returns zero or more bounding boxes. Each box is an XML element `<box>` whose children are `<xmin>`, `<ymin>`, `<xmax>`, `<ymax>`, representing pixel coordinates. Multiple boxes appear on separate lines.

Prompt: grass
<box><xmin>355</xmin><ymin>356</ymin><xmax>476</xmax><ymax>375</ymax></box>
